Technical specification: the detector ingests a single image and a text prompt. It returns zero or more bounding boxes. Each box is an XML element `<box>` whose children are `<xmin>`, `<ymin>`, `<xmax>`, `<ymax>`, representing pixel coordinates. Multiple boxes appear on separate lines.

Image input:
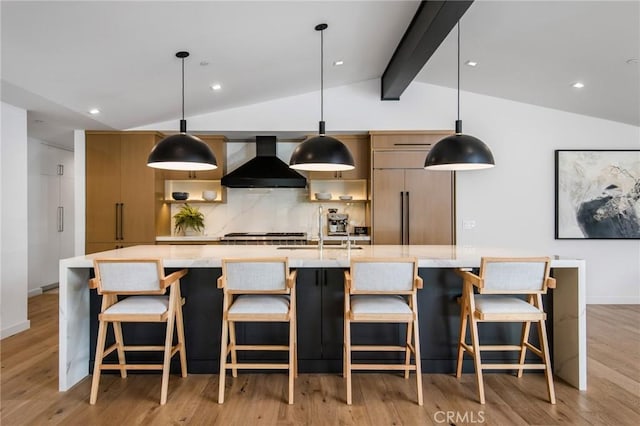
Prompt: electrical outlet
<box><xmin>463</xmin><ymin>219</ymin><xmax>476</xmax><ymax>230</ymax></box>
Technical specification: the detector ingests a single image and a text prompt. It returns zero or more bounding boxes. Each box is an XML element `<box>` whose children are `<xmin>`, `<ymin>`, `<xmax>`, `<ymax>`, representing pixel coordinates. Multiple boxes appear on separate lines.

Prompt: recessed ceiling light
<box><xmin>89</xmin><ymin>108</ymin><xmax>100</xmax><ymax>115</ymax></box>
<box><xmin>465</xmin><ymin>60</ymin><xmax>478</xmax><ymax>67</ymax></box>
<box><xmin>626</xmin><ymin>58</ymin><xmax>639</xmax><ymax>65</ymax></box>
<box><xmin>572</xmin><ymin>82</ymin><xmax>585</xmax><ymax>89</ymax></box>
<box><xmin>210</xmin><ymin>83</ymin><xmax>222</xmax><ymax>91</ymax></box>
<box><xmin>200</xmin><ymin>60</ymin><xmax>210</xmax><ymax>66</ymax></box>
<box><xmin>34</xmin><ymin>119</ymin><xmax>44</xmax><ymax>123</ymax></box>
<box><xmin>333</xmin><ymin>60</ymin><xmax>344</xmax><ymax>66</ymax></box>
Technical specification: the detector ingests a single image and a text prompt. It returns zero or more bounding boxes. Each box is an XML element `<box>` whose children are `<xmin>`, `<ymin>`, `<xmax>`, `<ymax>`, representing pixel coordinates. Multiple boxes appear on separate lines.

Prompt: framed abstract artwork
<box><xmin>555</xmin><ymin>150</ymin><xmax>640</xmax><ymax>239</ymax></box>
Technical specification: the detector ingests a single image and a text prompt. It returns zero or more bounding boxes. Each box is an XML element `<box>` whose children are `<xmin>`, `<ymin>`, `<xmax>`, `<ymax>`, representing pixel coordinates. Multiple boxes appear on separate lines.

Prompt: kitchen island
<box><xmin>59</xmin><ymin>245</ymin><xmax>585</xmax><ymax>392</ymax></box>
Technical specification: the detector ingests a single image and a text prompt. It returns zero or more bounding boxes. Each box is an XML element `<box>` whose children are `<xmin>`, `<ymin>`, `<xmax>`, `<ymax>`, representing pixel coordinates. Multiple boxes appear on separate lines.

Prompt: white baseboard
<box><xmin>587</xmin><ymin>296</ymin><xmax>640</xmax><ymax>304</ymax></box>
<box><xmin>1</xmin><ymin>320</ymin><xmax>31</xmax><ymax>339</ymax></box>
<box><xmin>28</xmin><ymin>288</ymin><xmax>43</xmax><ymax>298</ymax></box>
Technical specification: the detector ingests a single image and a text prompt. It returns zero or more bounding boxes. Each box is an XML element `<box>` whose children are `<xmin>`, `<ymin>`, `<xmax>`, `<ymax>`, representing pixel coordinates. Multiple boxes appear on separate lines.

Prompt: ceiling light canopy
<box><xmin>290</xmin><ymin>23</ymin><xmax>354</xmax><ymax>172</ymax></box>
<box><xmin>147</xmin><ymin>51</ymin><xmax>217</xmax><ymax>171</ymax></box>
<box><xmin>89</xmin><ymin>108</ymin><xmax>100</xmax><ymax>115</ymax></box>
<box><xmin>424</xmin><ymin>22</ymin><xmax>494</xmax><ymax>171</ymax></box>
<box><xmin>572</xmin><ymin>82</ymin><xmax>585</xmax><ymax>88</ymax></box>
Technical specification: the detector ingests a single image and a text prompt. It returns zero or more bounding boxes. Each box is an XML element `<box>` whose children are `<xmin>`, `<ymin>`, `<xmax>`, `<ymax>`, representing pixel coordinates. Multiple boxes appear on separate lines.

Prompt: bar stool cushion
<box><xmin>474</xmin><ymin>295</ymin><xmax>542</xmax><ymax>315</ymax></box>
<box><xmin>228</xmin><ymin>295</ymin><xmax>290</xmax><ymax>315</ymax></box>
<box><xmin>351</xmin><ymin>295</ymin><xmax>412</xmax><ymax>315</ymax></box>
<box><xmin>103</xmin><ymin>296</ymin><xmax>169</xmax><ymax>315</ymax></box>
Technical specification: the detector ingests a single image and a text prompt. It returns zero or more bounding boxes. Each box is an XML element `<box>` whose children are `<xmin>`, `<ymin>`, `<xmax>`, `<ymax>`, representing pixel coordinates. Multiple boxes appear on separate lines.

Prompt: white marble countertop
<box><xmin>155</xmin><ymin>236</ymin><xmax>221</xmax><ymax>242</ymax></box>
<box><xmin>63</xmin><ymin>244</ymin><xmax>583</xmax><ymax>269</ymax></box>
<box><xmin>311</xmin><ymin>235</ymin><xmax>371</xmax><ymax>242</ymax></box>
<box><xmin>155</xmin><ymin>235</ymin><xmax>371</xmax><ymax>242</ymax></box>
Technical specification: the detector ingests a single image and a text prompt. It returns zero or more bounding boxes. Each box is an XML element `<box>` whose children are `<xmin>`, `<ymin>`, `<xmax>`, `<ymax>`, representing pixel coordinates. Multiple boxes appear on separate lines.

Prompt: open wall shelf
<box><xmin>308</xmin><ymin>179</ymin><xmax>368</xmax><ymax>202</ymax></box>
<box><xmin>164</xmin><ymin>180</ymin><xmax>225</xmax><ymax>203</ymax></box>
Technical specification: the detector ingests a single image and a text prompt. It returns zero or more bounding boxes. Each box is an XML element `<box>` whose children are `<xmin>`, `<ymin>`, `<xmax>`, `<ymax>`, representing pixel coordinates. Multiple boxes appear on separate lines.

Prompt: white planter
<box><xmin>184</xmin><ymin>228</ymin><xmax>203</xmax><ymax>237</ymax></box>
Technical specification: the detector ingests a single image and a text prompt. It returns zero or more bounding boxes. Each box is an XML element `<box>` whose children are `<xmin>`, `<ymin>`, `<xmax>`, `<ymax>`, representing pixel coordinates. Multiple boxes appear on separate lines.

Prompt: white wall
<box><xmin>1</xmin><ymin>102</ymin><xmax>30</xmax><ymax>338</ymax></box>
<box><xmin>73</xmin><ymin>130</ymin><xmax>85</xmax><ymax>256</ymax></box>
<box><xmin>138</xmin><ymin>79</ymin><xmax>640</xmax><ymax>304</ymax></box>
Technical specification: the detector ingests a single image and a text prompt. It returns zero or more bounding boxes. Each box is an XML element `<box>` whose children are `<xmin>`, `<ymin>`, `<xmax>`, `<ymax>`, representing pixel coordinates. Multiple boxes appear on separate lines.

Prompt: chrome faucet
<box><xmin>318</xmin><ymin>204</ymin><xmax>324</xmax><ymax>249</ymax></box>
<box><xmin>344</xmin><ymin>228</ymin><xmax>352</xmax><ymax>257</ymax></box>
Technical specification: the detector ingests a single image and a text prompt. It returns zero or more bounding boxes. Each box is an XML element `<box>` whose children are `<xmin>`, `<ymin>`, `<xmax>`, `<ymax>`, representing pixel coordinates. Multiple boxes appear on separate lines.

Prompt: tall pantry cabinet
<box><xmin>370</xmin><ymin>131</ymin><xmax>455</xmax><ymax>245</ymax></box>
<box><xmin>85</xmin><ymin>131</ymin><xmax>163</xmax><ymax>254</ymax></box>
<box><xmin>27</xmin><ymin>141</ymin><xmax>75</xmax><ymax>291</ymax></box>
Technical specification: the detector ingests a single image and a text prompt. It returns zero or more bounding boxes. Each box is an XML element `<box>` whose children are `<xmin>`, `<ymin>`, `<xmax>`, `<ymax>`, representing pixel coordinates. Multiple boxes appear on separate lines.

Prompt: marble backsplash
<box><xmin>170</xmin><ymin>188</ymin><xmax>366</xmax><ymax>237</ymax></box>
<box><xmin>169</xmin><ymin>141</ymin><xmax>366</xmax><ymax>237</ymax></box>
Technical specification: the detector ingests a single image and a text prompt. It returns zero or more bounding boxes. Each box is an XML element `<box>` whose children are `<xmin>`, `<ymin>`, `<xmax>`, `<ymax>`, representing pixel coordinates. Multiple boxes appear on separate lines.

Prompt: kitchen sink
<box><xmin>277</xmin><ymin>245</ymin><xmax>363</xmax><ymax>250</ymax></box>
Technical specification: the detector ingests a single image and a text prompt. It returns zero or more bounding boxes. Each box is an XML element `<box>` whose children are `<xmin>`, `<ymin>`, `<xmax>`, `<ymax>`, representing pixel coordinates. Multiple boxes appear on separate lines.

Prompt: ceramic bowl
<box><xmin>315</xmin><ymin>192</ymin><xmax>332</xmax><ymax>200</ymax></box>
<box><xmin>339</xmin><ymin>195</ymin><xmax>353</xmax><ymax>201</ymax></box>
<box><xmin>202</xmin><ymin>190</ymin><xmax>217</xmax><ymax>201</ymax></box>
<box><xmin>172</xmin><ymin>192</ymin><xmax>189</xmax><ymax>201</ymax></box>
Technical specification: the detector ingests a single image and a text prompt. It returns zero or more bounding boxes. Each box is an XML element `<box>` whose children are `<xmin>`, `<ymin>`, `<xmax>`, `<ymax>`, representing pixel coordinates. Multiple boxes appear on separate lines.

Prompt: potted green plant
<box><xmin>173</xmin><ymin>203</ymin><xmax>205</xmax><ymax>236</ymax></box>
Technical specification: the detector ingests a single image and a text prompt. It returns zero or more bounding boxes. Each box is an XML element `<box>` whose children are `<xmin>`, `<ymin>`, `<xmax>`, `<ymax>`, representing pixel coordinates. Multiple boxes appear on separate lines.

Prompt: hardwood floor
<box><xmin>1</xmin><ymin>294</ymin><xmax>639</xmax><ymax>425</ymax></box>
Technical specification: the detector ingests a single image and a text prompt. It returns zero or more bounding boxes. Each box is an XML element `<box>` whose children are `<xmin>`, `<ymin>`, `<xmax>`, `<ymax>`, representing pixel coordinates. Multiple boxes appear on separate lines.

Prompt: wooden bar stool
<box><xmin>89</xmin><ymin>259</ymin><xmax>188</xmax><ymax>405</ymax></box>
<box><xmin>456</xmin><ymin>257</ymin><xmax>556</xmax><ymax>404</ymax></box>
<box><xmin>343</xmin><ymin>257</ymin><xmax>423</xmax><ymax>405</ymax></box>
<box><xmin>217</xmin><ymin>258</ymin><xmax>297</xmax><ymax>404</ymax></box>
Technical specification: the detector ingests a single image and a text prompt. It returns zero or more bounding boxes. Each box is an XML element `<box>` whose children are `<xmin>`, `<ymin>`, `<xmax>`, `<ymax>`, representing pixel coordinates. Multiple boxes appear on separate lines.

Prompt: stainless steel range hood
<box><xmin>221</xmin><ymin>136</ymin><xmax>307</xmax><ymax>188</ymax></box>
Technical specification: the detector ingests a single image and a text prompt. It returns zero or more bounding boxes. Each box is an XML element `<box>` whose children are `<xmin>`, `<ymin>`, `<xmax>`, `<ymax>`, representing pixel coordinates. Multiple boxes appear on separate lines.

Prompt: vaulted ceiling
<box><xmin>2</xmin><ymin>1</ymin><xmax>638</xmax><ymax>148</ymax></box>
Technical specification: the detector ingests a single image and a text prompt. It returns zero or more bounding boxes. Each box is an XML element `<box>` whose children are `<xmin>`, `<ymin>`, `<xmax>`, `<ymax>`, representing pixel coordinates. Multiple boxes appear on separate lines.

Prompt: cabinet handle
<box><xmin>400</xmin><ymin>192</ymin><xmax>404</xmax><ymax>244</ymax></box>
<box><xmin>315</xmin><ymin>270</ymin><xmax>320</xmax><ymax>286</ymax></box>
<box><xmin>119</xmin><ymin>203</ymin><xmax>124</xmax><ymax>240</ymax></box>
<box><xmin>406</xmin><ymin>192</ymin><xmax>410</xmax><ymax>245</ymax></box>
<box><xmin>57</xmin><ymin>206</ymin><xmax>63</xmax><ymax>232</ymax></box>
<box><xmin>115</xmin><ymin>203</ymin><xmax>119</xmax><ymax>240</ymax></box>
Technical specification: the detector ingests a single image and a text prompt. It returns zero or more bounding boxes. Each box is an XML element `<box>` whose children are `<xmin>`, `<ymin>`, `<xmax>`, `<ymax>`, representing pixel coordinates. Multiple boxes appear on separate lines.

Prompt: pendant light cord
<box><xmin>457</xmin><ymin>21</ymin><xmax>460</xmax><ymax>122</ymax></box>
<box><xmin>314</xmin><ymin>23</ymin><xmax>329</xmax><ymax>135</ymax></box>
<box><xmin>181</xmin><ymin>56</ymin><xmax>185</xmax><ymax>121</ymax></box>
<box><xmin>320</xmin><ymin>27</ymin><xmax>324</xmax><ymax>123</ymax></box>
<box><xmin>176</xmin><ymin>51</ymin><xmax>189</xmax><ymax>133</ymax></box>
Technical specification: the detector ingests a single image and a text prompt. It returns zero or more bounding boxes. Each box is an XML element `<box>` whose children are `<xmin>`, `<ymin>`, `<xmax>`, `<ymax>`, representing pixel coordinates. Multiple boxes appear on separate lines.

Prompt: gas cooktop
<box><xmin>220</xmin><ymin>232</ymin><xmax>307</xmax><ymax>242</ymax></box>
<box><xmin>223</xmin><ymin>232</ymin><xmax>306</xmax><ymax>238</ymax></box>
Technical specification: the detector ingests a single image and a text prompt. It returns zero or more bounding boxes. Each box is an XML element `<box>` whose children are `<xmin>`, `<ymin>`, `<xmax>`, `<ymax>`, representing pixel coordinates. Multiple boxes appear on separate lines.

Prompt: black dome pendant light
<box><xmin>424</xmin><ymin>22</ymin><xmax>495</xmax><ymax>171</ymax></box>
<box><xmin>290</xmin><ymin>23</ymin><xmax>354</xmax><ymax>172</ymax></box>
<box><xmin>147</xmin><ymin>51</ymin><xmax>217</xmax><ymax>171</ymax></box>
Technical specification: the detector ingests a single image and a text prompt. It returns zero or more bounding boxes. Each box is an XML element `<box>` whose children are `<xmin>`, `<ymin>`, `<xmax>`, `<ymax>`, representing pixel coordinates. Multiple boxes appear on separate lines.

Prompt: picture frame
<box><xmin>555</xmin><ymin>149</ymin><xmax>640</xmax><ymax>239</ymax></box>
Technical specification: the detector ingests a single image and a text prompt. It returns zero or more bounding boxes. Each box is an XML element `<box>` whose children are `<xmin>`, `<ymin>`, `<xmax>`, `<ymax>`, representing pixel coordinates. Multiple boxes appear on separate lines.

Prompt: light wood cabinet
<box><xmin>308</xmin><ymin>134</ymin><xmax>370</xmax><ymax>180</ymax></box>
<box><xmin>370</xmin><ymin>132</ymin><xmax>455</xmax><ymax>245</ymax></box>
<box><xmin>370</xmin><ymin>131</ymin><xmax>450</xmax><ymax>151</ymax></box>
<box><xmin>85</xmin><ymin>131</ymin><xmax>163</xmax><ymax>254</ymax></box>
<box><xmin>160</xmin><ymin>135</ymin><xmax>227</xmax><ymax>180</ymax></box>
